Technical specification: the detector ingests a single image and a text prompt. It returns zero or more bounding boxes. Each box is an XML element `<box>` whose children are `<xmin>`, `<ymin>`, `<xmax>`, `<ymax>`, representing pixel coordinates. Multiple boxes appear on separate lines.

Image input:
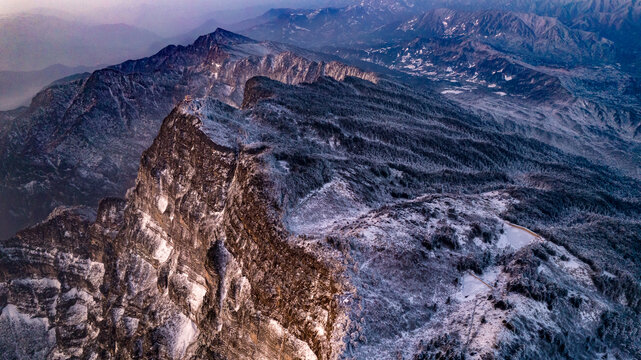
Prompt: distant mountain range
<box><xmin>237</xmin><ymin>3</ymin><xmax>641</xmax><ymax>175</ymax></box>
<box><xmin>239</xmin><ymin>5</ymin><xmax>406</xmax><ymax>47</ymax></box>
<box><xmin>0</xmin><ymin>64</ymin><xmax>95</xmax><ymax>110</ymax></box>
<box><xmin>384</xmin><ymin>8</ymin><xmax>615</xmax><ymax>65</ymax></box>
<box><xmin>0</xmin><ymin>14</ymin><xmax>165</xmax><ymax>72</ymax></box>
<box><xmin>239</xmin><ymin>0</ymin><xmax>641</xmax><ymax>69</ymax></box>
<box><xmin>416</xmin><ymin>0</ymin><xmax>641</xmax><ymax>68</ymax></box>
<box><xmin>325</xmin><ymin>7</ymin><xmax>615</xmax><ymax>99</ymax></box>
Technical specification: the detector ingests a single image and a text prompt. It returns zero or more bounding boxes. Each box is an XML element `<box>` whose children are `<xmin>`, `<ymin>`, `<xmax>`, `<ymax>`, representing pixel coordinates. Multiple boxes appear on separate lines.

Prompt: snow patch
<box><xmin>139</xmin><ymin>212</ymin><xmax>173</xmax><ymax>263</ymax></box>
<box><xmin>153</xmin><ymin>238</ymin><xmax>173</xmax><ymax>263</ymax></box>
<box><xmin>55</xmin><ymin>252</ymin><xmax>105</xmax><ymax>288</ymax></box>
<box><xmin>456</xmin><ymin>268</ymin><xmax>499</xmax><ymax>301</ymax></box>
<box><xmin>441</xmin><ymin>89</ymin><xmax>464</xmax><ymax>95</ymax></box>
<box><xmin>307</xmin><ymin>9</ymin><xmax>322</xmax><ymax>19</ymax></box>
<box><xmin>289</xmin><ymin>179</ymin><xmax>369</xmax><ymax>233</ymax></box>
<box><xmin>266</xmin><ymin>319</ymin><xmax>317</xmax><ymax>359</ymax></box>
<box><xmin>122</xmin><ymin>254</ymin><xmax>159</xmax><ymax>298</ymax></box>
<box><xmin>158</xmin><ymin>195</ymin><xmax>168</xmax><ymax>213</ymax></box>
<box><xmin>159</xmin><ymin>313</ymin><xmax>199</xmax><ymax>359</ymax></box>
<box><xmin>278</xmin><ymin>160</ymin><xmax>290</xmax><ymax>173</ymax></box>
<box><xmin>171</xmin><ymin>272</ymin><xmax>207</xmax><ymax>313</ymax></box>
<box><xmin>293</xmin><ymin>25</ymin><xmax>311</xmax><ymax>32</ymax></box>
<box><xmin>65</xmin><ymin>303</ymin><xmax>88</xmax><ymax>325</ymax></box>
<box><xmin>189</xmin><ymin>283</ymin><xmax>207</xmax><ymax>312</ymax></box>
<box><xmin>0</xmin><ymin>304</ymin><xmax>56</xmax><ymax>359</ymax></box>
<box><xmin>497</xmin><ymin>222</ymin><xmax>539</xmax><ymax>250</ymax></box>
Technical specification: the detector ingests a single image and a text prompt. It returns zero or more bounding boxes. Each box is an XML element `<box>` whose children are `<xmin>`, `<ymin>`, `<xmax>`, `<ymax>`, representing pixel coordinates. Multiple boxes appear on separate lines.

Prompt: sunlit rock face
<box><xmin>0</xmin><ymin>92</ymin><xmax>350</xmax><ymax>360</ymax></box>
<box><xmin>104</xmin><ymin>100</ymin><xmax>347</xmax><ymax>359</ymax></box>
<box><xmin>1</xmin><ymin>74</ymin><xmax>639</xmax><ymax>359</ymax></box>
<box><xmin>0</xmin><ymin>203</ymin><xmax>117</xmax><ymax>358</ymax></box>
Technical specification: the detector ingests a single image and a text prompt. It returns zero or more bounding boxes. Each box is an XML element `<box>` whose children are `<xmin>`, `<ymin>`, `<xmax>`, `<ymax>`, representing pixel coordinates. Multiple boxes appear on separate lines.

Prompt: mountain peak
<box><xmin>193</xmin><ymin>28</ymin><xmax>255</xmax><ymax>48</ymax></box>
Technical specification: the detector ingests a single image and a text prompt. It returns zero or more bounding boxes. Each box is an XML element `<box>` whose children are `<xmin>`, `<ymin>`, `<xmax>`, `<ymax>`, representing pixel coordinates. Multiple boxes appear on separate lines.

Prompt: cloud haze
<box><xmin>0</xmin><ymin>0</ymin><xmax>344</xmax><ymax>36</ymax></box>
<box><xmin>1</xmin><ymin>0</ymin><xmax>259</xmax><ymax>15</ymax></box>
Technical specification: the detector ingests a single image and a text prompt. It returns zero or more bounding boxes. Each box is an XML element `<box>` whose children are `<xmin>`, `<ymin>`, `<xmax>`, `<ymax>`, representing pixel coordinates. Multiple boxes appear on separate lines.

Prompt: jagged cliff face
<box><xmin>0</xmin><ymin>202</ymin><xmax>120</xmax><ymax>358</ymax></box>
<box><xmin>2</xmin><ymin>75</ymin><xmax>640</xmax><ymax>359</ymax></box>
<box><xmin>0</xmin><ymin>29</ymin><xmax>377</xmax><ymax>240</ymax></box>
<box><xmin>0</xmin><ymin>102</ymin><xmax>347</xmax><ymax>359</ymax></box>
<box><xmin>107</xmin><ymin>103</ymin><xmax>347</xmax><ymax>359</ymax></box>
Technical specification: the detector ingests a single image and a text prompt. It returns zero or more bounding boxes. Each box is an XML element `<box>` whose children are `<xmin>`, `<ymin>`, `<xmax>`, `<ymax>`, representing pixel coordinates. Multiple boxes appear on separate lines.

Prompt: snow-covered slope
<box><xmin>386</xmin><ymin>8</ymin><xmax>615</xmax><ymax>65</ymax></box>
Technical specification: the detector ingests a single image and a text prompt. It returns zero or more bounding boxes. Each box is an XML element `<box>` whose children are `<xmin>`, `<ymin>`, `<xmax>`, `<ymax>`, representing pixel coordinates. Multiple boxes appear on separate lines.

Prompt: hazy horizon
<box><xmin>0</xmin><ymin>0</ymin><xmax>349</xmax><ymax>73</ymax></box>
<box><xmin>0</xmin><ymin>0</ymin><xmax>284</xmax><ymax>15</ymax></box>
<box><xmin>0</xmin><ymin>0</ymin><xmax>347</xmax><ymax>36</ymax></box>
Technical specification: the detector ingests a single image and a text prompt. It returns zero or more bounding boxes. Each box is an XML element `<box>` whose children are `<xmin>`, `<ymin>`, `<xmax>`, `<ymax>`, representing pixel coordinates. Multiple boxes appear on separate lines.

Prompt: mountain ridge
<box><xmin>0</xmin><ymin>29</ymin><xmax>377</xmax><ymax>240</ymax></box>
<box><xmin>0</xmin><ymin>64</ymin><xmax>95</xmax><ymax>111</ymax></box>
<box><xmin>389</xmin><ymin>8</ymin><xmax>616</xmax><ymax>65</ymax></box>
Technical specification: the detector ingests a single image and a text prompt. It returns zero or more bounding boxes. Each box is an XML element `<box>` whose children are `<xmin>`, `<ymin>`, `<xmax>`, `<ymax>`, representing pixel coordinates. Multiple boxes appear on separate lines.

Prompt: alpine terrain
<box><xmin>0</xmin><ymin>1</ymin><xmax>640</xmax><ymax>359</ymax></box>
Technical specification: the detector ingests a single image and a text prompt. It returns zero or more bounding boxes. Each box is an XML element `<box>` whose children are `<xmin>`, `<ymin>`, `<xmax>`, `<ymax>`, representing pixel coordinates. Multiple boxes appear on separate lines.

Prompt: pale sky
<box><xmin>0</xmin><ymin>0</ymin><xmax>339</xmax><ymax>36</ymax></box>
<box><xmin>0</xmin><ymin>0</ymin><xmax>340</xmax><ymax>15</ymax></box>
<box><xmin>0</xmin><ymin>0</ymin><xmax>243</xmax><ymax>14</ymax></box>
